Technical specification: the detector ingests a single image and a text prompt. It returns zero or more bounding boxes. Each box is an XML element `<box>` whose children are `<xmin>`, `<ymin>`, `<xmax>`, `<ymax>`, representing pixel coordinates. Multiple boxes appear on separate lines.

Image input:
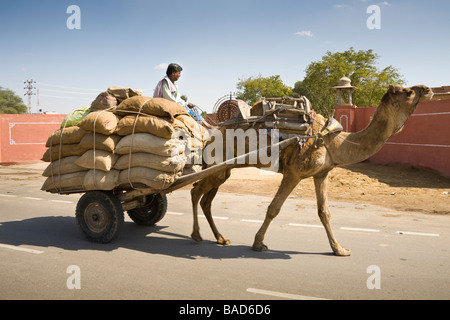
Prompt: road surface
<box><xmin>0</xmin><ymin>166</ymin><xmax>448</xmax><ymax>300</ymax></box>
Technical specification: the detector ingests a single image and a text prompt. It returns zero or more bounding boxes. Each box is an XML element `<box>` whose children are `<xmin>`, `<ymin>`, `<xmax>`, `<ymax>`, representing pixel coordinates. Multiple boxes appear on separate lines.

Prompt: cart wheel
<box><xmin>127</xmin><ymin>194</ymin><xmax>167</xmax><ymax>226</ymax></box>
<box><xmin>75</xmin><ymin>191</ymin><xmax>124</xmax><ymax>243</ymax></box>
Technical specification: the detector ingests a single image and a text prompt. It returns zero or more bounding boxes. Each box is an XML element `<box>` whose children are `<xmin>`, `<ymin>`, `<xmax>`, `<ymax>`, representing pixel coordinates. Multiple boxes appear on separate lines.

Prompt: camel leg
<box><xmin>200</xmin><ymin>187</ymin><xmax>230</xmax><ymax>245</ymax></box>
<box><xmin>190</xmin><ymin>169</ymin><xmax>231</xmax><ymax>244</ymax></box>
<box><xmin>314</xmin><ymin>172</ymin><xmax>351</xmax><ymax>256</ymax></box>
<box><xmin>190</xmin><ymin>181</ymin><xmax>205</xmax><ymax>242</ymax></box>
<box><xmin>252</xmin><ymin>173</ymin><xmax>299</xmax><ymax>252</ymax></box>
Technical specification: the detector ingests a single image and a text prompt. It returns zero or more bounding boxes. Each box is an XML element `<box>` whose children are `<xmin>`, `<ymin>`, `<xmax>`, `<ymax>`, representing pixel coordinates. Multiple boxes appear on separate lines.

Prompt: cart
<box><xmin>57</xmin><ymin>135</ymin><xmax>305</xmax><ymax>243</ymax></box>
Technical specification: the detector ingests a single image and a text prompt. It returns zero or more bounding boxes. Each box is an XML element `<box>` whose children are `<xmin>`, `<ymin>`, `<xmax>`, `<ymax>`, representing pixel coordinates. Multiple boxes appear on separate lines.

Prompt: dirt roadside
<box><xmin>1</xmin><ymin>161</ymin><xmax>449</xmax><ymax>215</ymax></box>
<box><xmin>223</xmin><ymin>162</ymin><xmax>450</xmax><ymax>215</ymax></box>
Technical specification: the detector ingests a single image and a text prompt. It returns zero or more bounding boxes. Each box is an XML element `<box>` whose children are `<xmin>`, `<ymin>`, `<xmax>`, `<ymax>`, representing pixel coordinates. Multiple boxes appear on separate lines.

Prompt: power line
<box><xmin>30</xmin><ymin>82</ymin><xmax>156</xmax><ymax>110</ymax></box>
<box><xmin>40</xmin><ymin>88</ymin><xmax>95</xmax><ymax>95</ymax></box>
<box><xmin>39</xmin><ymin>94</ymin><xmax>92</xmax><ymax>101</ymax></box>
<box><xmin>38</xmin><ymin>82</ymin><xmax>102</xmax><ymax>92</ymax></box>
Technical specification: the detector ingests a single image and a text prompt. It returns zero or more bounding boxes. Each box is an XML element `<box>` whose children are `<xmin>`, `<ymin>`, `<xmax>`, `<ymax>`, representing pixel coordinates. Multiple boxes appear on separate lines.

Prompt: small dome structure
<box><xmin>332</xmin><ymin>76</ymin><xmax>357</xmax><ymax>105</ymax></box>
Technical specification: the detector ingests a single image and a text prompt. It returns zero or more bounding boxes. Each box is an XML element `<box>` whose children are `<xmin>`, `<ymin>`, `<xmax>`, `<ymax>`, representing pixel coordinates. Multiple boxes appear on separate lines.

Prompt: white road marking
<box><xmin>1</xmin><ymin>194</ymin><xmax>444</xmax><ymax>240</ymax></box>
<box><xmin>24</xmin><ymin>197</ymin><xmax>43</xmax><ymax>201</ymax></box>
<box><xmin>166</xmin><ymin>211</ymin><xmax>184</xmax><ymax>216</ymax></box>
<box><xmin>288</xmin><ymin>223</ymin><xmax>323</xmax><ymax>228</ymax></box>
<box><xmin>199</xmin><ymin>215</ymin><xmax>229</xmax><ymax>220</ymax></box>
<box><xmin>340</xmin><ymin>227</ymin><xmax>380</xmax><ymax>233</ymax></box>
<box><xmin>396</xmin><ymin>231</ymin><xmax>440</xmax><ymax>237</ymax></box>
<box><xmin>241</xmin><ymin>219</ymin><xmax>264</xmax><ymax>223</ymax></box>
<box><xmin>246</xmin><ymin>288</ymin><xmax>328</xmax><ymax>300</ymax></box>
<box><xmin>0</xmin><ymin>244</ymin><xmax>44</xmax><ymax>254</ymax></box>
<box><xmin>50</xmin><ymin>200</ymin><xmax>74</xmax><ymax>204</ymax></box>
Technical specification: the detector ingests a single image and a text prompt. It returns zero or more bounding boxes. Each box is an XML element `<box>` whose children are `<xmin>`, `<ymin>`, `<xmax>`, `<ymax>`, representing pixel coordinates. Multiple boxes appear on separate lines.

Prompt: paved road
<box><xmin>0</xmin><ymin>165</ymin><xmax>449</xmax><ymax>300</ymax></box>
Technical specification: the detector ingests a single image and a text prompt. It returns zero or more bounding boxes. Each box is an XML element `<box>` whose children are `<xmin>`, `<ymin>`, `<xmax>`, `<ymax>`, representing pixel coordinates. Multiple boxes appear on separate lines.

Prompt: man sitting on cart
<box><xmin>153</xmin><ymin>63</ymin><xmax>214</xmax><ymax>129</ymax></box>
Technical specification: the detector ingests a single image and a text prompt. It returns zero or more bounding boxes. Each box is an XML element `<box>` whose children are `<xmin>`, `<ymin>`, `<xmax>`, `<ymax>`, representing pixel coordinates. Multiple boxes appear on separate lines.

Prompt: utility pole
<box><xmin>24</xmin><ymin>79</ymin><xmax>36</xmax><ymax>114</ymax></box>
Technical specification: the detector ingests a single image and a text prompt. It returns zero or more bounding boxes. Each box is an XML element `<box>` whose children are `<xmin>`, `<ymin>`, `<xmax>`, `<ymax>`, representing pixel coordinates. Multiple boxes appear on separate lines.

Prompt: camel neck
<box><xmin>326</xmin><ymin>102</ymin><xmax>398</xmax><ymax>165</ymax></box>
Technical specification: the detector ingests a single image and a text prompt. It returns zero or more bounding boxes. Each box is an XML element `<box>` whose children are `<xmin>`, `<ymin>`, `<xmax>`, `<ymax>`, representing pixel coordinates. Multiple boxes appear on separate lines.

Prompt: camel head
<box><xmin>380</xmin><ymin>85</ymin><xmax>433</xmax><ymax>134</ymax></box>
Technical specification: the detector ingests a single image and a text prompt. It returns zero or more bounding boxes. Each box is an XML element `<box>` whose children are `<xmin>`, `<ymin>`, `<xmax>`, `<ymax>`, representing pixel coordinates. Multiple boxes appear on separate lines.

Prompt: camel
<box><xmin>190</xmin><ymin>85</ymin><xmax>433</xmax><ymax>256</ymax></box>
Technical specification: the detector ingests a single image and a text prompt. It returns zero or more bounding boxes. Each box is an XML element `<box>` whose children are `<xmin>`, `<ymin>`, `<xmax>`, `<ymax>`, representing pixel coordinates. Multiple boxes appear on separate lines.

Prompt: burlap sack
<box><xmin>174</xmin><ymin>114</ymin><xmax>209</xmax><ymax>139</ymax></box>
<box><xmin>107</xmin><ymin>86</ymin><xmax>143</xmax><ymax>103</ymax></box>
<box><xmin>114</xmin><ymin>133</ymin><xmax>185</xmax><ymax>157</ymax></box>
<box><xmin>79</xmin><ymin>133</ymin><xmax>121</xmax><ymax>152</ymax></box>
<box><xmin>77</xmin><ymin>110</ymin><xmax>120</xmax><ymax>135</ymax></box>
<box><xmin>75</xmin><ymin>150</ymin><xmax>119</xmax><ymax>172</ymax></box>
<box><xmin>184</xmin><ymin>147</ymin><xmax>203</xmax><ymax>165</ymax></box>
<box><xmin>114</xmin><ymin>96</ymin><xmax>189</xmax><ymax>120</ymax></box>
<box><xmin>60</xmin><ymin>106</ymin><xmax>91</xmax><ymax>129</ymax></box>
<box><xmin>117</xmin><ymin>167</ymin><xmax>181</xmax><ymax>190</ymax></box>
<box><xmin>174</xmin><ymin>114</ymin><xmax>199</xmax><ymax>135</ymax></box>
<box><xmin>173</xmin><ymin>117</ymin><xmax>208</xmax><ymax>149</ymax></box>
<box><xmin>83</xmin><ymin>169</ymin><xmax>120</xmax><ymax>191</ymax></box>
<box><xmin>41</xmin><ymin>171</ymin><xmax>86</xmax><ymax>191</ymax></box>
<box><xmin>116</xmin><ymin>115</ymin><xmax>174</xmax><ymax>139</ymax></box>
<box><xmin>46</xmin><ymin>126</ymin><xmax>87</xmax><ymax>147</ymax></box>
<box><xmin>182</xmin><ymin>164</ymin><xmax>202</xmax><ymax>176</ymax></box>
<box><xmin>42</xmin><ymin>156</ymin><xmax>86</xmax><ymax>177</ymax></box>
<box><xmin>41</xmin><ymin>143</ymin><xmax>86</xmax><ymax>162</ymax></box>
<box><xmin>114</xmin><ymin>153</ymin><xmax>185</xmax><ymax>173</ymax></box>
<box><xmin>173</xmin><ymin>125</ymin><xmax>204</xmax><ymax>151</ymax></box>
<box><xmin>90</xmin><ymin>91</ymin><xmax>118</xmax><ymax>112</ymax></box>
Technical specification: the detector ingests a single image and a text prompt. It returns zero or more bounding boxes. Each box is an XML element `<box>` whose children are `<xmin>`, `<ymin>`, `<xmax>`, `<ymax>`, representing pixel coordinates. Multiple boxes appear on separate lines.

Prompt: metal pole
<box><xmin>23</xmin><ymin>79</ymin><xmax>36</xmax><ymax>114</ymax></box>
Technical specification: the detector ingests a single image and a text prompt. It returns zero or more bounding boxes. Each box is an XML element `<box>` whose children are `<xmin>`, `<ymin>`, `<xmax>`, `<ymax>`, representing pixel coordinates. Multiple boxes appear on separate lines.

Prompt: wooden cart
<box><xmin>59</xmin><ymin>135</ymin><xmax>305</xmax><ymax>243</ymax></box>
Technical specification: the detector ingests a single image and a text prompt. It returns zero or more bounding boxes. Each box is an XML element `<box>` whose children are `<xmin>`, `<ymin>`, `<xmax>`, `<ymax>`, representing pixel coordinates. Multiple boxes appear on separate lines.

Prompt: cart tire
<box><xmin>75</xmin><ymin>191</ymin><xmax>124</xmax><ymax>243</ymax></box>
<box><xmin>127</xmin><ymin>194</ymin><xmax>167</xmax><ymax>226</ymax></box>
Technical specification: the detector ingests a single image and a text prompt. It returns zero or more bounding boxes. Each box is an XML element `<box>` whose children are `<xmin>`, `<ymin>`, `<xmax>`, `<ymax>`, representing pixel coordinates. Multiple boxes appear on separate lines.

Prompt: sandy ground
<box><xmin>1</xmin><ymin>161</ymin><xmax>449</xmax><ymax>215</ymax></box>
<box><xmin>224</xmin><ymin>162</ymin><xmax>450</xmax><ymax>215</ymax></box>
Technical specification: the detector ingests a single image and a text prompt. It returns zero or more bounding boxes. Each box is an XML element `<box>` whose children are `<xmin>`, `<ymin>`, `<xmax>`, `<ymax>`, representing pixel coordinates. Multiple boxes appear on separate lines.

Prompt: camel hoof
<box><xmin>252</xmin><ymin>241</ymin><xmax>268</xmax><ymax>252</ymax></box>
<box><xmin>191</xmin><ymin>231</ymin><xmax>203</xmax><ymax>242</ymax></box>
<box><xmin>334</xmin><ymin>247</ymin><xmax>352</xmax><ymax>256</ymax></box>
<box><xmin>217</xmin><ymin>236</ymin><xmax>230</xmax><ymax>245</ymax></box>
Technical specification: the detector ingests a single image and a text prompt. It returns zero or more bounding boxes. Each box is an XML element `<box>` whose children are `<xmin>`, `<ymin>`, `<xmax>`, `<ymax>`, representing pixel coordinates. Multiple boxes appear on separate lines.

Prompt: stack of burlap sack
<box><xmin>41</xmin><ymin>86</ymin><xmax>207</xmax><ymax>193</ymax></box>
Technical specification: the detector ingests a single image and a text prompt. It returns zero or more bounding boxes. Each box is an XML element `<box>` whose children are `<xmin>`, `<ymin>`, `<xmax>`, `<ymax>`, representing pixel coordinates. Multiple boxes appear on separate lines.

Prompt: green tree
<box><xmin>293</xmin><ymin>47</ymin><xmax>405</xmax><ymax>115</ymax></box>
<box><xmin>0</xmin><ymin>87</ymin><xmax>27</xmax><ymax>114</ymax></box>
<box><xmin>236</xmin><ymin>74</ymin><xmax>292</xmax><ymax>106</ymax></box>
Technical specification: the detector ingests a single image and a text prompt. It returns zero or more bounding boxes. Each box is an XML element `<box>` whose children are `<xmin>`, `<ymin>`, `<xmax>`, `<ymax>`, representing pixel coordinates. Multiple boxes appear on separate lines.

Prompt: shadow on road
<box><xmin>0</xmin><ymin>216</ymin><xmax>332</xmax><ymax>259</ymax></box>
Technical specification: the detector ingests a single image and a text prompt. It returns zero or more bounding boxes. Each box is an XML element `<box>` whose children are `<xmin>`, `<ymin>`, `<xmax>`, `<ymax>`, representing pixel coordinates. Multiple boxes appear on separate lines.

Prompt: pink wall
<box><xmin>0</xmin><ymin>114</ymin><xmax>66</xmax><ymax>164</ymax></box>
<box><xmin>2</xmin><ymin>98</ymin><xmax>450</xmax><ymax>179</ymax></box>
<box><xmin>334</xmin><ymin>99</ymin><xmax>450</xmax><ymax>178</ymax></box>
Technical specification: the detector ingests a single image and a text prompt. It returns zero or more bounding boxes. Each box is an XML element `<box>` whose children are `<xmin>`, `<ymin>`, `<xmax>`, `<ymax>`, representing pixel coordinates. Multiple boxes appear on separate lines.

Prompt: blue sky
<box><xmin>1</xmin><ymin>0</ymin><xmax>449</xmax><ymax>114</ymax></box>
